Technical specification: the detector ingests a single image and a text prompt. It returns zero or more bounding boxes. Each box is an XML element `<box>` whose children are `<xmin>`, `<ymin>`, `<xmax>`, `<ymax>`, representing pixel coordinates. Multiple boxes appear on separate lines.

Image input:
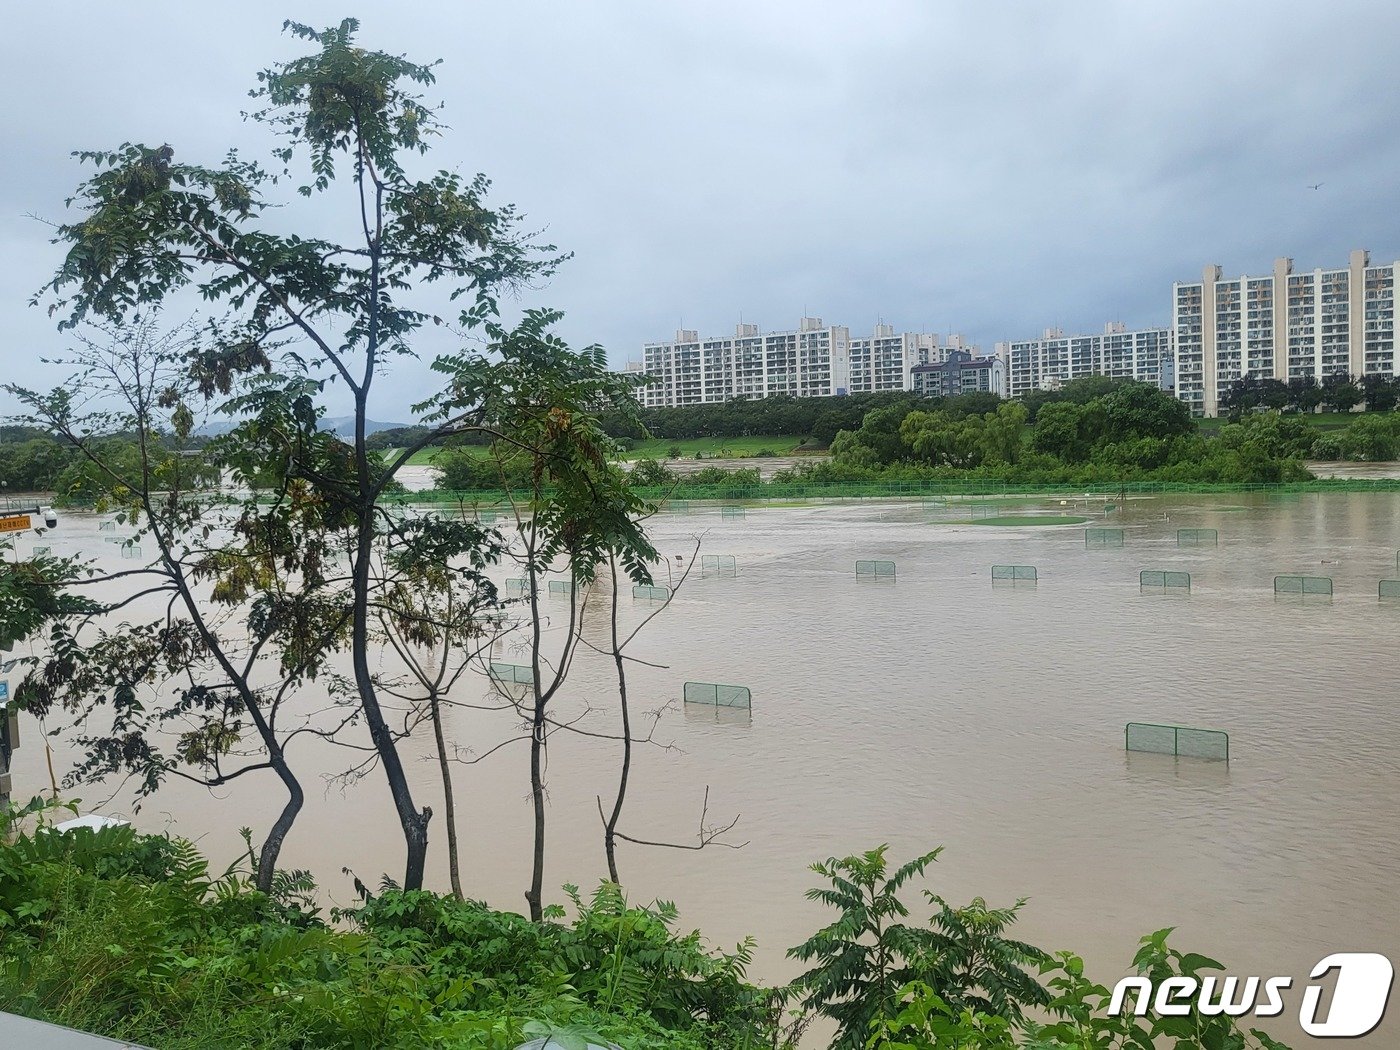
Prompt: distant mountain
<box><xmin>197</xmin><ymin>416</ymin><xmax>410</xmax><ymax>438</ymax></box>
<box><xmin>319</xmin><ymin>416</ymin><xmax>411</xmax><ymax>438</ymax></box>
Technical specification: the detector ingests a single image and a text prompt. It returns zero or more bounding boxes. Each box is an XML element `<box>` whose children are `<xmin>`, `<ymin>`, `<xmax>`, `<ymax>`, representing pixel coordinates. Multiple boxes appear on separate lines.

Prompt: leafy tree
<box><xmin>1338</xmin><ymin>413</ymin><xmax>1400</xmax><ymax>461</ymax></box>
<box><xmin>16</xmin><ymin>17</ymin><xmax>662</xmax><ymax>896</ymax></box>
<box><xmin>788</xmin><ymin>846</ymin><xmax>1048</xmax><ymax>1050</ymax></box>
<box><xmin>626</xmin><ymin>457</ymin><xmax>679</xmax><ymax>488</ymax></box>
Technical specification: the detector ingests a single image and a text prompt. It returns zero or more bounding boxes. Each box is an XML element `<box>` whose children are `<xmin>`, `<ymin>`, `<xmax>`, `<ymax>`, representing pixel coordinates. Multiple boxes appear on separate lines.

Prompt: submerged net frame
<box><xmin>1140</xmin><ymin>570</ymin><xmax>1191</xmax><ymax>591</ymax></box>
<box><xmin>1274</xmin><ymin>575</ymin><xmax>1332</xmax><ymax>595</ymax></box>
<box><xmin>547</xmin><ymin>579</ymin><xmax>574</xmax><ymax>595</ymax></box>
<box><xmin>120</xmin><ymin>544</ymin><xmax>142</xmax><ymax>559</ymax></box>
<box><xmin>1084</xmin><ymin>528</ymin><xmax>1125</xmax><ymax>548</ymax></box>
<box><xmin>701</xmin><ymin>554</ymin><xmax>738</xmax><ymax>577</ymax></box>
<box><xmin>666</xmin><ymin>500</ymin><xmax>690</xmax><ymax>514</ymax></box>
<box><xmin>855</xmin><ymin>559</ymin><xmax>896</xmax><ymax>578</ymax></box>
<box><xmin>488</xmin><ymin>662</ymin><xmax>533</xmax><ymax>686</ymax></box>
<box><xmin>632</xmin><ymin>583</ymin><xmax>670</xmax><ymax>601</ymax></box>
<box><xmin>1126</xmin><ymin>722</ymin><xmax>1229</xmax><ymax>761</ymax></box>
<box><xmin>1380</xmin><ymin>580</ymin><xmax>1400</xmax><ymax>599</ymax></box>
<box><xmin>720</xmin><ymin>505</ymin><xmax>746</xmax><ymax>519</ymax></box>
<box><xmin>683</xmin><ymin>681</ymin><xmax>752</xmax><ymax>708</ymax></box>
<box><xmin>32</xmin><ymin>546</ymin><xmax>50</xmax><ymax>556</ymax></box>
<box><xmin>969</xmin><ymin>502</ymin><xmax>1000</xmax><ymax>519</ymax></box>
<box><xmin>504</xmin><ymin>578</ymin><xmax>528</xmax><ymax>598</ymax></box>
<box><xmin>1178</xmin><ymin>528</ymin><xmax>1219</xmax><ymax>547</ymax></box>
<box><xmin>991</xmin><ymin>564</ymin><xmax>1037</xmax><ymax>582</ymax></box>
<box><xmin>98</xmin><ymin>521</ymin><xmax>116</xmax><ymax>532</ymax></box>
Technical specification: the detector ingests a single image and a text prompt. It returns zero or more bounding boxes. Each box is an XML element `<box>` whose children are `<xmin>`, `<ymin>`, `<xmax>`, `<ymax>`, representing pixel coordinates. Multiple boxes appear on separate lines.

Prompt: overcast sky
<box><xmin>4</xmin><ymin>1</ymin><xmax>1400</xmax><ymax>423</ymax></box>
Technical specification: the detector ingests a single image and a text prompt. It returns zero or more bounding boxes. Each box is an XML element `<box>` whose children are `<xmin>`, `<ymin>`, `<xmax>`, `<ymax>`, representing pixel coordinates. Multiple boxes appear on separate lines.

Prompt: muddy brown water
<box><xmin>8</xmin><ymin>492</ymin><xmax>1400</xmax><ymax>1045</ymax></box>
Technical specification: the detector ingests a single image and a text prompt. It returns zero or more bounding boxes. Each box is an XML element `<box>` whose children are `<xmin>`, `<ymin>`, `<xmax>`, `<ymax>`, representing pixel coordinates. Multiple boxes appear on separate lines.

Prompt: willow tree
<box><xmin>26</xmin><ymin>17</ymin><xmax>652</xmax><ymax>892</ymax></box>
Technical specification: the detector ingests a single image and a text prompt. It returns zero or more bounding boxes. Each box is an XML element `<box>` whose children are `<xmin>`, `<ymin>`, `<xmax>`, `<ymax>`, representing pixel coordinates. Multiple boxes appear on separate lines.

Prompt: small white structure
<box><xmin>53</xmin><ymin>814</ymin><xmax>130</xmax><ymax>834</ymax></box>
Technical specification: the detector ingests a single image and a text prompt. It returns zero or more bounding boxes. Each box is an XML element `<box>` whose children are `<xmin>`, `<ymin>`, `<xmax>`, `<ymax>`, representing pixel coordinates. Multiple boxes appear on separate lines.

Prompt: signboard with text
<box><xmin>0</xmin><ymin>515</ymin><xmax>32</xmax><ymax>533</ymax></box>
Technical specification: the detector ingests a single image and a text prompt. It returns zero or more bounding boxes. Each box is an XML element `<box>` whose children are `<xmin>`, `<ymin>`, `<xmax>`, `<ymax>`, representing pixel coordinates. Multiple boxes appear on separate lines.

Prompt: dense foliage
<box><xmin>0</xmin><ymin>813</ymin><xmax>1295</xmax><ymax>1049</ymax></box>
<box><xmin>812</xmin><ymin>380</ymin><xmax>1316</xmax><ymax>485</ymax></box>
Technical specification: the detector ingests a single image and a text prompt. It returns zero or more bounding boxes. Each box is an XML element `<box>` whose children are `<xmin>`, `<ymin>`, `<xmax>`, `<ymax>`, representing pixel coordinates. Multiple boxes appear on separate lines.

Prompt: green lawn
<box><xmin>1194</xmin><ymin>412</ymin><xmax>1357</xmax><ymax>435</ymax></box>
<box><xmin>620</xmin><ymin>434</ymin><xmax>808</xmax><ymax>460</ymax></box>
<box><xmin>970</xmin><ymin>515</ymin><xmax>1089</xmax><ymax>526</ymax></box>
<box><xmin>382</xmin><ymin>435</ymin><xmax>810</xmax><ymax>467</ymax></box>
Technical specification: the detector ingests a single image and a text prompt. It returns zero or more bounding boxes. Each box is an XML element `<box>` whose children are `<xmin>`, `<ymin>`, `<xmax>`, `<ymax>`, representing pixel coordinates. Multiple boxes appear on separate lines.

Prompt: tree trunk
<box><xmin>603</xmin><ymin>560</ymin><xmax>630</xmax><ymax>885</ymax></box>
<box><xmin>256</xmin><ymin>759</ymin><xmax>304</xmax><ymax>893</ymax></box>
<box><xmin>429</xmin><ymin>690</ymin><xmax>464</xmax><ymax>899</ymax></box>
<box><xmin>525</xmin><ymin>552</ymin><xmax>547</xmax><ymax>921</ymax></box>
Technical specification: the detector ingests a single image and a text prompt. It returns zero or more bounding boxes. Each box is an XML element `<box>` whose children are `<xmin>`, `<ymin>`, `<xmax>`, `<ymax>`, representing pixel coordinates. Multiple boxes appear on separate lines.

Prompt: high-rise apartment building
<box><xmin>1173</xmin><ymin>250</ymin><xmax>1399</xmax><ymax>416</ymax></box>
<box><xmin>997</xmin><ymin>323</ymin><xmax>1174</xmax><ymax>400</ymax></box>
<box><xmin>911</xmin><ymin>349</ymin><xmax>1006</xmax><ymax>398</ymax></box>
<box><xmin>632</xmin><ymin>320</ymin><xmax>989</xmax><ymax>408</ymax></box>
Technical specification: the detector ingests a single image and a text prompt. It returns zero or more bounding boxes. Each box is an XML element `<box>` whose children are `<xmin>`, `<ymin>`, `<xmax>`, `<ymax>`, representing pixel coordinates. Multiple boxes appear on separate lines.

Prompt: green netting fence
<box><xmin>683</xmin><ymin>681</ymin><xmax>752</xmax><ymax>708</ymax></box>
<box><xmin>548</xmin><ymin>579</ymin><xmax>573</xmax><ymax>595</ymax></box>
<box><xmin>489</xmin><ymin>662</ymin><xmax>533</xmax><ymax>686</ymax></box>
<box><xmin>701</xmin><ymin>554</ymin><xmax>737</xmax><ymax>577</ymax></box>
<box><xmin>1085</xmin><ymin>528</ymin><xmax>1124</xmax><ymax>548</ymax></box>
<box><xmin>1178</xmin><ymin>528</ymin><xmax>1219</xmax><ymax>547</ymax></box>
<box><xmin>632</xmin><ymin>583</ymin><xmax>670</xmax><ymax>600</ymax></box>
<box><xmin>721</xmin><ymin>505</ymin><xmax>746</xmax><ymax>519</ymax></box>
<box><xmin>98</xmin><ymin>521</ymin><xmax>116</xmax><ymax>532</ymax></box>
<box><xmin>504</xmin><ymin>578</ymin><xmax>528</xmax><ymax>598</ymax></box>
<box><xmin>1379</xmin><ymin>580</ymin><xmax>1400</xmax><ymax>600</ymax></box>
<box><xmin>104</xmin><ymin>536</ymin><xmax>127</xmax><ymax>544</ymax></box>
<box><xmin>991</xmin><ymin>564</ymin><xmax>1037</xmax><ymax>582</ymax></box>
<box><xmin>271</xmin><ymin>478</ymin><xmax>1400</xmax><ymax>516</ymax></box>
<box><xmin>855</xmin><ymin>560</ymin><xmax>896</xmax><ymax>578</ymax></box>
<box><xmin>32</xmin><ymin>546</ymin><xmax>50</xmax><ymax>556</ymax></box>
<box><xmin>1140</xmin><ymin>570</ymin><xmax>1191</xmax><ymax>590</ymax></box>
<box><xmin>120</xmin><ymin>545</ymin><xmax>142</xmax><ymax>559</ymax></box>
<box><xmin>1126</xmin><ymin>722</ymin><xmax>1229</xmax><ymax>761</ymax></box>
<box><xmin>666</xmin><ymin>500</ymin><xmax>690</xmax><ymax>514</ymax></box>
<box><xmin>969</xmin><ymin>502</ymin><xmax>1000</xmax><ymax>519</ymax></box>
<box><xmin>1274</xmin><ymin>575</ymin><xmax>1332</xmax><ymax>595</ymax></box>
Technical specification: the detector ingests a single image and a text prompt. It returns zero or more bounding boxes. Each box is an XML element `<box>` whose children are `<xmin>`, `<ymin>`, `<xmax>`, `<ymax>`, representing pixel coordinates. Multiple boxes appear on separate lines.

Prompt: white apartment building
<box><xmin>633</xmin><ymin>320</ymin><xmax>988</xmax><ymax>408</ymax></box>
<box><xmin>1173</xmin><ymin>250</ymin><xmax>1400</xmax><ymax>416</ymax></box>
<box><xmin>997</xmin><ymin>323</ymin><xmax>1174</xmax><ymax>400</ymax></box>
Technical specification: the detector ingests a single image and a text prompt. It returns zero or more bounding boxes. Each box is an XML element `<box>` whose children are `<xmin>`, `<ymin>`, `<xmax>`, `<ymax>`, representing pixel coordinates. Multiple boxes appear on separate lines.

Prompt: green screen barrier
<box><xmin>120</xmin><ymin>544</ymin><xmax>142</xmax><ymax>559</ymax></box>
<box><xmin>32</xmin><ymin>546</ymin><xmax>50</xmax><ymax>556</ymax></box>
<box><xmin>855</xmin><ymin>559</ymin><xmax>896</xmax><ymax>578</ymax></box>
<box><xmin>632</xmin><ymin>583</ymin><xmax>670</xmax><ymax>600</ymax></box>
<box><xmin>547</xmin><ymin>579</ymin><xmax>573</xmax><ymax>595</ymax></box>
<box><xmin>991</xmin><ymin>565</ymin><xmax>1037</xmax><ymax>582</ymax></box>
<box><xmin>1178</xmin><ymin>528</ymin><xmax>1218</xmax><ymax>546</ymax></box>
<box><xmin>1274</xmin><ymin>575</ymin><xmax>1332</xmax><ymax>595</ymax></box>
<box><xmin>98</xmin><ymin>521</ymin><xmax>116</xmax><ymax>532</ymax></box>
<box><xmin>1380</xmin><ymin>580</ymin><xmax>1400</xmax><ymax>600</ymax></box>
<box><xmin>666</xmin><ymin>500</ymin><xmax>690</xmax><ymax>514</ymax></box>
<box><xmin>1140</xmin><ymin>570</ymin><xmax>1191</xmax><ymax>590</ymax></box>
<box><xmin>683</xmin><ymin>681</ymin><xmax>751</xmax><ymax>708</ymax></box>
<box><xmin>701</xmin><ymin>554</ymin><xmax>737</xmax><ymax>577</ymax></box>
<box><xmin>721</xmin><ymin>506</ymin><xmax>746</xmax><ymax>519</ymax></box>
<box><xmin>504</xmin><ymin>578</ymin><xmax>528</xmax><ymax>598</ymax></box>
<box><xmin>968</xmin><ymin>502</ymin><xmax>1000</xmax><ymax>519</ymax></box>
<box><xmin>489</xmin><ymin>662</ymin><xmax>533</xmax><ymax>686</ymax></box>
<box><xmin>1126</xmin><ymin>722</ymin><xmax>1228</xmax><ymax>761</ymax></box>
<box><xmin>1085</xmin><ymin>528</ymin><xmax>1124</xmax><ymax>548</ymax></box>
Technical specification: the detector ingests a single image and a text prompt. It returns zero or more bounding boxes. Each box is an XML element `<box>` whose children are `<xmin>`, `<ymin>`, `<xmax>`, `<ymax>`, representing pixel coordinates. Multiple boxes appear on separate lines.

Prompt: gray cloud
<box><xmin>3</xmin><ymin>1</ymin><xmax>1399</xmax><ymax>421</ymax></box>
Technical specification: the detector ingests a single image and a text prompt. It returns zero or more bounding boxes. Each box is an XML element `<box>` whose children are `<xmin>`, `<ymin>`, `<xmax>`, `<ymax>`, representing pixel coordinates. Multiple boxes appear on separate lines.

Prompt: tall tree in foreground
<box><xmin>25</xmin><ymin>17</ymin><xmax>653</xmax><ymax>891</ymax></box>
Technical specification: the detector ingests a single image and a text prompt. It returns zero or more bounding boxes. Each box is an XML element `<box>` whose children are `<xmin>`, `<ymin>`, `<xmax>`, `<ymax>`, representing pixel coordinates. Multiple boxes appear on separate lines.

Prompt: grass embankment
<box><xmin>1194</xmin><ymin>411</ymin><xmax>1357</xmax><ymax>435</ymax></box>
<box><xmin>386</xmin><ymin>435</ymin><xmax>811</xmax><ymax>467</ymax></box>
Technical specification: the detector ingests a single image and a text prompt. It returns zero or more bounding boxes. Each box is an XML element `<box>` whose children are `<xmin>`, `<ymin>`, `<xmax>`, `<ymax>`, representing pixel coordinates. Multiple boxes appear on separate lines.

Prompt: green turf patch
<box><xmin>972</xmin><ymin>514</ymin><xmax>1089</xmax><ymax>527</ymax></box>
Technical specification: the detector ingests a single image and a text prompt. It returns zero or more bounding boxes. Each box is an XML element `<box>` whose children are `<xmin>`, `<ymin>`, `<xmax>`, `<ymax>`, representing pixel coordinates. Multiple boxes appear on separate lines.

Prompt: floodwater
<box><xmin>8</xmin><ymin>492</ymin><xmax>1400</xmax><ymax>1046</ymax></box>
